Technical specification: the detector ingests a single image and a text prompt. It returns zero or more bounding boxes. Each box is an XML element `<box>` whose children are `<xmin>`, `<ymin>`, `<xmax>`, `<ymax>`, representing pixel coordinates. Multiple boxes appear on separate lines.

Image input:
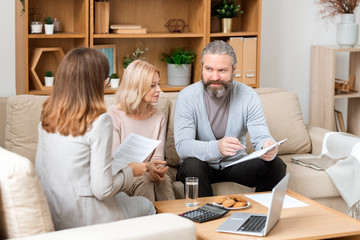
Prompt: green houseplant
<box><xmin>215</xmin><ymin>0</ymin><xmax>242</xmax><ymax>18</ymax></box>
<box><xmin>110</xmin><ymin>73</ymin><xmax>120</xmax><ymax>88</ymax></box>
<box><xmin>44</xmin><ymin>16</ymin><xmax>55</xmax><ymax>35</ymax></box>
<box><xmin>214</xmin><ymin>0</ymin><xmax>243</xmax><ymax>33</ymax></box>
<box><xmin>161</xmin><ymin>47</ymin><xmax>196</xmax><ymax>86</ymax></box>
<box><xmin>161</xmin><ymin>47</ymin><xmax>196</xmax><ymax>66</ymax></box>
<box><xmin>44</xmin><ymin>70</ymin><xmax>54</xmax><ymax>87</ymax></box>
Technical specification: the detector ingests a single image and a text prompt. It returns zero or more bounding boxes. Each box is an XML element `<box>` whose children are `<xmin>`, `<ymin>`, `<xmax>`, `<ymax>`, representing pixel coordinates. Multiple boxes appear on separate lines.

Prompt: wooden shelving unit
<box><xmin>15</xmin><ymin>0</ymin><xmax>89</xmax><ymax>94</ymax></box>
<box><xmin>16</xmin><ymin>0</ymin><xmax>262</xmax><ymax>95</ymax></box>
<box><xmin>310</xmin><ymin>45</ymin><xmax>360</xmax><ymax>135</ymax></box>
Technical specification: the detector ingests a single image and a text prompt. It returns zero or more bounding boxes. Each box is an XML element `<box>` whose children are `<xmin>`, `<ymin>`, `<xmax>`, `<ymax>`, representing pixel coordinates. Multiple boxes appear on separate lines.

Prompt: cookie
<box><xmin>233</xmin><ymin>201</ymin><xmax>248</xmax><ymax>208</ymax></box>
<box><xmin>234</xmin><ymin>195</ymin><xmax>247</xmax><ymax>202</ymax></box>
<box><xmin>222</xmin><ymin>199</ymin><xmax>236</xmax><ymax>208</ymax></box>
<box><xmin>227</xmin><ymin>195</ymin><xmax>237</xmax><ymax>200</ymax></box>
<box><xmin>214</xmin><ymin>196</ymin><xmax>227</xmax><ymax>204</ymax></box>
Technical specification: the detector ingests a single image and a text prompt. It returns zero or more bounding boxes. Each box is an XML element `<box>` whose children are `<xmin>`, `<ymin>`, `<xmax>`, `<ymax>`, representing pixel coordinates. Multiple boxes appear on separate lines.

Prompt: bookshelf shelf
<box><xmin>310</xmin><ymin>45</ymin><xmax>360</xmax><ymax>135</ymax></box>
<box><xmin>16</xmin><ymin>0</ymin><xmax>262</xmax><ymax>95</ymax></box>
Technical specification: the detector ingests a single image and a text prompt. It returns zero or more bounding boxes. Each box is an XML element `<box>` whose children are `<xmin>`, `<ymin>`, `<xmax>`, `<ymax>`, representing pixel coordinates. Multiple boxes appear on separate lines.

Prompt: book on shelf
<box><xmin>110</xmin><ymin>24</ymin><xmax>143</xmax><ymax>30</ymax></box>
<box><xmin>111</xmin><ymin>28</ymin><xmax>147</xmax><ymax>34</ymax></box>
<box><xmin>94</xmin><ymin>0</ymin><xmax>110</xmax><ymax>34</ymax></box>
<box><xmin>335</xmin><ymin>110</ymin><xmax>346</xmax><ymax>132</ymax></box>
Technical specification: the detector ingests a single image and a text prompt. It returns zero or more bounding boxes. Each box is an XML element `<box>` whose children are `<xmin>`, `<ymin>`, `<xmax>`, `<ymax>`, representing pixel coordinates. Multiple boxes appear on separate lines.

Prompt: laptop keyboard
<box><xmin>237</xmin><ymin>215</ymin><xmax>267</xmax><ymax>232</ymax></box>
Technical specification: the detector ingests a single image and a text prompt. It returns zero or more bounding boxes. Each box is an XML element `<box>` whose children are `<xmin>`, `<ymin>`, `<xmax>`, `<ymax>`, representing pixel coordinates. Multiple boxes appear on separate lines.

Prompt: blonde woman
<box><xmin>108</xmin><ymin>60</ymin><xmax>175</xmax><ymax>201</ymax></box>
<box><xmin>35</xmin><ymin>48</ymin><xmax>155</xmax><ymax>230</ymax></box>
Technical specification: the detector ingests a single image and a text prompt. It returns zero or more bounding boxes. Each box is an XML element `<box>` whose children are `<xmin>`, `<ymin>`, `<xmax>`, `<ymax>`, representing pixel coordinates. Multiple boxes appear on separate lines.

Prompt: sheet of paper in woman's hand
<box><xmin>112</xmin><ymin>133</ymin><xmax>161</xmax><ymax>175</ymax></box>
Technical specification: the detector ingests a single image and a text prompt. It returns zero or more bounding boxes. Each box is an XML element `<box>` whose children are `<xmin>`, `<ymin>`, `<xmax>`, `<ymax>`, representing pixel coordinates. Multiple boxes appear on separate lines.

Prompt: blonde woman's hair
<box><xmin>41</xmin><ymin>47</ymin><xmax>109</xmax><ymax>136</ymax></box>
<box><xmin>116</xmin><ymin>60</ymin><xmax>160</xmax><ymax>115</ymax></box>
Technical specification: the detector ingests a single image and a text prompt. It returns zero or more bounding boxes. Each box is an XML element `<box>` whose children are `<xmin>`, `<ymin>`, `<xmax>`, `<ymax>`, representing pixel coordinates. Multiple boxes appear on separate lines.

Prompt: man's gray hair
<box><xmin>201</xmin><ymin>40</ymin><xmax>237</xmax><ymax>67</ymax></box>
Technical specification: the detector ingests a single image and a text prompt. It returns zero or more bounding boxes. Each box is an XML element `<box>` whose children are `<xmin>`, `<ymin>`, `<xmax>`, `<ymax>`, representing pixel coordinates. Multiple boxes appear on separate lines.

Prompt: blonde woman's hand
<box><xmin>128</xmin><ymin>162</ymin><xmax>147</xmax><ymax>177</ymax></box>
<box><xmin>146</xmin><ymin>160</ymin><xmax>167</xmax><ymax>172</ymax></box>
<box><xmin>147</xmin><ymin>160</ymin><xmax>168</xmax><ymax>183</ymax></box>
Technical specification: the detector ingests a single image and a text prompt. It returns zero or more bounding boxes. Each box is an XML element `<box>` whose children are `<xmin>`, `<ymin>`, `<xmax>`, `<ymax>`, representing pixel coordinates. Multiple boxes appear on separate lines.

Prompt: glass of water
<box><xmin>185</xmin><ymin>177</ymin><xmax>198</xmax><ymax>207</ymax></box>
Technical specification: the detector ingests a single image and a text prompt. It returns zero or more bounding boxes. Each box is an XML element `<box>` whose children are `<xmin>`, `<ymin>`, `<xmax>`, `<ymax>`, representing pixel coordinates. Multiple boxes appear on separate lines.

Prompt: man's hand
<box><xmin>260</xmin><ymin>140</ymin><xmax>278</xmax><ymax>161</ymax></box>
<box><xmin>219</xmin><ymin>137</ymin><xmax>245</xmax><ymax>156</ymax></box>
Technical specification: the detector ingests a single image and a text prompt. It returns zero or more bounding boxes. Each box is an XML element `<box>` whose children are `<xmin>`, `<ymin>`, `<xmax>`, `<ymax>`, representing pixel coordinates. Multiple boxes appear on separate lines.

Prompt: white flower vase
<box><xmin>337</xmin><ymin>14</ymin><xmax>359</xmax><ymax>47</ymax></box>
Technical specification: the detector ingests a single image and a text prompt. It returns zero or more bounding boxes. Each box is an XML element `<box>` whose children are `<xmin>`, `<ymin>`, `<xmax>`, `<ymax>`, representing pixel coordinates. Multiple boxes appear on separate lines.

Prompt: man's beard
<box><xmin>202</xmin><ymin>79</ymin><xmax>233</xmax><ymax>98</ymax></box>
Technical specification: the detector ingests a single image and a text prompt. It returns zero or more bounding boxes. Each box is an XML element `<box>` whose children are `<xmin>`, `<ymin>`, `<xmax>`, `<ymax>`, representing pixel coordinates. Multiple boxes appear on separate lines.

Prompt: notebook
<box><xmin>216</xmin><ymin>173</ymin><xmax>289</xmax><ymax>237</ymax></box>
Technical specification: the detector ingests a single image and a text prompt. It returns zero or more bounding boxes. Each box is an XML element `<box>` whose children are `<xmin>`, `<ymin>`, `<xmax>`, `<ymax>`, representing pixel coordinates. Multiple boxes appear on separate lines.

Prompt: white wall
<box><xmin>1</xmin><ymin>0</ymin><xmax>358</xmax><ymax>122</ymax></box>
<box><xmin>260</xmin><ymin>0</ymin><xmax>360</xmax><ymax>124</ymax></box>
<box><xmin>0</xmin><ymin>1</ymin><xmax>16</xmax><ymax>97</ymax></box>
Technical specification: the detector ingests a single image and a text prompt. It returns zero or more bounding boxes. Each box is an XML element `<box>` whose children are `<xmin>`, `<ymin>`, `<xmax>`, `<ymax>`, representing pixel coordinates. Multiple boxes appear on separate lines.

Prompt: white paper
<box><xmin>245</xmin><ymin>193</ymin><xmax>309</xmax><ymax>208</ymax></box>
<box><xmin>224</xmin><ymin>138</ymin><xmax>288</xmax><ymax>168</ymax></box>
<box><xmin>112</xmin><ymin>133</ymin><xmax>161</xmax><ymax>175</ymax></box>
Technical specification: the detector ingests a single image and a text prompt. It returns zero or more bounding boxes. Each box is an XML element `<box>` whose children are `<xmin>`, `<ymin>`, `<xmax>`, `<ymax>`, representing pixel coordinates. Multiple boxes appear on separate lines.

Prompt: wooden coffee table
<box><xmin>154</xmin><ymin>190</ymin><xmax>360</xmax><ymax>240</ymax></box>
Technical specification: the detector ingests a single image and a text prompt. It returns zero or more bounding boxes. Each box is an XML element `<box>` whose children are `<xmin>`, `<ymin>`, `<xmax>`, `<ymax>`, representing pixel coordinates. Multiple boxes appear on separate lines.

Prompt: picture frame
<box><xmin>93</xmin><ymin>44</ymin><xmax>117</xmax><ymax>76</ymax></box>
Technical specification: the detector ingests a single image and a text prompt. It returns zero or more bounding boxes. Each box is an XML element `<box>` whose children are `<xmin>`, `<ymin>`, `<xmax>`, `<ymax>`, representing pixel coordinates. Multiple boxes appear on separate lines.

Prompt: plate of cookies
<box><xmin>213</xmin><ymin>195</ymin><xmax>250</xmax><ymax>210</ymax></box>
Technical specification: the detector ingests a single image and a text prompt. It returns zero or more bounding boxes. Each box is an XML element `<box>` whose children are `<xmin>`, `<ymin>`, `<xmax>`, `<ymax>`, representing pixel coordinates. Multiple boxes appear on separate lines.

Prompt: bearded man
<box><xmin>174</xmin><ymin>40</ymin><xmax>286</xmax><ymax>197</ymax></box>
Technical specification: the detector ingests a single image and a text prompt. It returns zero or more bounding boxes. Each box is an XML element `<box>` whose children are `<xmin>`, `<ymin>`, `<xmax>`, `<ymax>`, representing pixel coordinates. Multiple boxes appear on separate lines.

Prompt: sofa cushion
<box><xmin>0</xmin><ymin>147</ymin><xmax>54</xmax><ymax>238</ymax></box>
<box><xmin>162</xmin><ymin>92</ymin><xmax>180</xmax><ymax>167</ymax></box>
<box><xmin>282</xmin><ymin>154</ymin><xmax>341</xmax><ymax>199</ymax></box>
<box><xmin>5</xmin><ymin>95</ymin><xmax>47</xmax><ymax>163</ymax></box>
<box><xmin>4</xmin><ymin>94</ymin><xmax>170</xmax><ymax>165</ymax></box>
<box><xmin>0</xmin><ymin>97</ymin><xmax>7</xmax><ymax>148</ymax></box>
<box><xmin>245</xmin><ymin>89</ymin><xmax>312</xmax><ymax>155</ymax></box>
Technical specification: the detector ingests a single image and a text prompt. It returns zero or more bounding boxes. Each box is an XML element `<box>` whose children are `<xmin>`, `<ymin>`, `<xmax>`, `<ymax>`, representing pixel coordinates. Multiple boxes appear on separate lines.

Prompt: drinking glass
<box><xmin>185</xmin><ymin>177</ymin><xmax>198</xmax><ymax>207</ymax></box>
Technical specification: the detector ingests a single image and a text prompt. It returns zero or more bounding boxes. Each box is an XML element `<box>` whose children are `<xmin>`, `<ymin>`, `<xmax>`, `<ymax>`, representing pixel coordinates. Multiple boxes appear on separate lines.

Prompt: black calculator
<box><xmin>179</xmin><ymin>203</ymin><xmax>230</xmax><ymax>223</ymax></box>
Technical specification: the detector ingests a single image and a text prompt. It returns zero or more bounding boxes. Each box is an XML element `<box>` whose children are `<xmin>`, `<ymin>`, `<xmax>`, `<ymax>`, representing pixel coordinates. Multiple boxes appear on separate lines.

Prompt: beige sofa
<box><xmin>0</xmin><ymin>88</ymin><xmax>351</xmax><ymax>238</ymax></box>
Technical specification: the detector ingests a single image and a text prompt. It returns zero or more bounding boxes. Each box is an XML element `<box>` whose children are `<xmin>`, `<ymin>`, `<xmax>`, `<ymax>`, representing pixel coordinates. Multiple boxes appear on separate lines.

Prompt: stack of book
<box><xmin>110</xmin><ymin>24</ymin><xmax>147</xmax><ymax>34</ymax></box>
<box><xmin>94</xmin><ymin>0</ymin><xmax>110</xmax><ymax>34</ymax></box>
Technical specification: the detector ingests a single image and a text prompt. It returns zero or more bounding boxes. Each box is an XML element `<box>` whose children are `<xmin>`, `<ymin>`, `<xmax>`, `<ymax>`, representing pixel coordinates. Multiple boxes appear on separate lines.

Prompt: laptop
<box><xmin>216</xmin><ymin>173</ymin><xmax>289</xmax><ymax>237</ymax></box>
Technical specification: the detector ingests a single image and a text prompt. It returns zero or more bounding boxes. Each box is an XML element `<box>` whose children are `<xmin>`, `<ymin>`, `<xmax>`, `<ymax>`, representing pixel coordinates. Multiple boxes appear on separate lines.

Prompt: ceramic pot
<box><xmin>31</xmin><ymin>22</ymin><xmax>43</xmax><ymax>34</ymax></box>
<box><xmin>110</xmin><ymin>78</ymin><xmax>120</xmax><ymax>88</ymax></box>
<box><xmin>167</xmin><ymin>64</ymin><xmax>191</xmax><ymax>86</ymax></box>
<box><xmin>220</xmin><ymin>18</ymin><xmax>233</xmax><ymax>33</ymax></box>
<box><xmin>44</xmin><ymin>24</ymin><xmax>55</xmax><ymax>35</ymax></box>
<box><xmin>44</xmin><ymin>76</ymin><xmax>54</xmax><ymax>86</ymax></box>
<box><xmin>337</xmin><ymin>14</ymin><xmax>359</xmax><ymax>47</ymax></box>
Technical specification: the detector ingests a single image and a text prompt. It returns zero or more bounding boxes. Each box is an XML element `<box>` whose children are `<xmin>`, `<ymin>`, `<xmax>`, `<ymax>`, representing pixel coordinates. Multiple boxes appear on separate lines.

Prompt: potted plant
<box><xmin>44</xmin><ymin>70</ymin><xmax>54</xmax><ymax>87</ymax></box>
<box><xmin>110</xmin><ymin>73</ymin><xmax>120</xmax><ymax>88</ymax></box>
<box><xmin>214</xmin><ymin>0</ymin><xmax>243</xmax><ymax>33</ymax></box>
<box><xmin>315</xmin><ymin>0</ymin><xmax>360</xmax><ymax>47</ymax></box>
<box><xmin>161</xmin><ymin>47</ymin><xmax>196</xmax><ymax>86</ymax></box>
<box><xmin>122</xmin><ymin>43</ymin><xmax>148</xmax><ymax>69</ymax></box>
<box><xmin>44</xmin><ymin>16</ymin><xmax>54</xmax><ymax>35</ymax></box>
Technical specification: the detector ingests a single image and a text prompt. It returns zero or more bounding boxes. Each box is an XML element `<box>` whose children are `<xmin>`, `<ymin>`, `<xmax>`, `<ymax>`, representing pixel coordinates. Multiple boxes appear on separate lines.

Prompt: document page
<box><xmin>245</xmin><ymin>193</ymin><xmax>309</xmax><ymax>208</ymax></box>
<box><xmin>112</xmin><ymin>133</ymin><xmax>161</xmax><ymax>175</ymax></box>
<box><xmin>224</xmin><ymin>138</ymin><xmax>288</xmax><ymax>168</ymax></box>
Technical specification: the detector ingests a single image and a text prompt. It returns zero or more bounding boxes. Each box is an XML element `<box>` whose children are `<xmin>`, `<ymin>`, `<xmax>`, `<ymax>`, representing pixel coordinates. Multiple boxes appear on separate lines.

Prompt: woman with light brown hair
<box><xmin>108</xmin><ymin>60</ymin><xmax>175</xmax><ymax>201</ymax></box>
<box><xmin>35</xmin><ymin>48</ymin><xmax>155</xmax><ymax>231</ymax></box>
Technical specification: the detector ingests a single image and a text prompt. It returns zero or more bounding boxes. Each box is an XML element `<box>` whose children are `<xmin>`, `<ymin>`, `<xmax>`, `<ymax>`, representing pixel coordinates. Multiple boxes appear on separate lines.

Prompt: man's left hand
<box><xmin>260</xmin><ymin>140</ymin><xmax>278</xmax><ymax>161</ymax></box>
